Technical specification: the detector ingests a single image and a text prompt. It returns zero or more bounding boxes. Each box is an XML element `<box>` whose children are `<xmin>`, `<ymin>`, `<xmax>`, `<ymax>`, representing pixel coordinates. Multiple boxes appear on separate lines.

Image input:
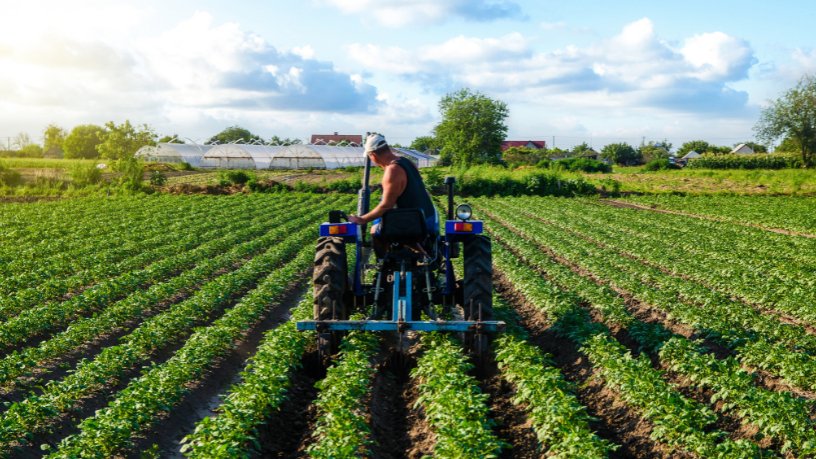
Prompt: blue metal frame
<box><xmin>297</xmin><ymin>320</ymin><xmax>504</xmax><ymax>332</ymax></box>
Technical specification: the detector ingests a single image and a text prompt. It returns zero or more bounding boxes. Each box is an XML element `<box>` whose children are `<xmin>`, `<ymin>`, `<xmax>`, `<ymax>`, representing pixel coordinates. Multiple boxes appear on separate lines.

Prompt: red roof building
<box><xmin>501</xmin><ymin>140</ymin><xmax>547</xmax><ymax>151</ymax></box>
<box><xmin>310</xmin><ymin>132</ymin><xmax>363</xmax><ymax>146</ymax></box>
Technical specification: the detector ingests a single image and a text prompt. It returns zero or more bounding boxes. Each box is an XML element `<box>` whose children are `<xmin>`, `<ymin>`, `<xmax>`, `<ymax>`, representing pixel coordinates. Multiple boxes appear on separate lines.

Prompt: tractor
<box><xmin>296</xmin><ymin>156</ymin><xmax>504</xmax><ymax>362</ymax></box>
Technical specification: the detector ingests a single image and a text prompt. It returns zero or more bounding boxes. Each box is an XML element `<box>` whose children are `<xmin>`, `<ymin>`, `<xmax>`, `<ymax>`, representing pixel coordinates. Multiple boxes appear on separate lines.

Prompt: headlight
<box><xmin>455</xmin><ymin>204</ymin><xmax>472</xmax><ymax>220</ymax></box>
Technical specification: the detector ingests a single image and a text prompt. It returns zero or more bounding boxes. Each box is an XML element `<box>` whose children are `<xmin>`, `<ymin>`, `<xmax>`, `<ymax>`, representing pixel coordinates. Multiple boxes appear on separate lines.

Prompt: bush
<box><xmin>115</xmin><ymin>158</ymin><xmax>145</xmax><ymax>191</ymax></box>
<box><xmin>686</xmin><ymin>153</ymin><xmax>801</xmax><ymax>169</ymax></box>
<box><xmin>422</xmin><ymin>167</ymin><xmax>445</xmax><ymax>192</ymax></box>
<box><xmin>554</xmin><ymin>157</ymin><xmax>612</xmax><ymax>173</ymax></box>
<box><xmin>218</xmin><ymin>170</ymin><xmax>252</xmax><ymax>186</ymax></box>
<box><xmin>456</xmin><ymin>166</ymin><xmax>597</xmax><ymax>197</ymax></box>
<box><xmin>0</xmin><ymin>162</ymin><xmax>22</xmax><ymax>187</ymax></box>
<box><xmin>643</xmin><ymin>159</ymin><xmax>680</xmax><ymax>171</ymax></box>
<box><xmin>176</xmin><ymin>162</ymin><xmax>193</xmax><ymax>171</ymax></box>
<box><xmin>149</xmin><ymin>171</ymin><xmax>167</xmax><ymax>186</ymax></box>
<box><xmin>70</xmin><ymin>162</ymin><xmax>103</xmax><ymax>187</ymax></box>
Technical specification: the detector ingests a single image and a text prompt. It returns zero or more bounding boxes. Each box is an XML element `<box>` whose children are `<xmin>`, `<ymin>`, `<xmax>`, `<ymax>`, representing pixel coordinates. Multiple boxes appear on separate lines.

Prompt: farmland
<box><xmin>1</xmin><ymin>192</ymin><xmax>815</xmax><ymax>458</ymax></box>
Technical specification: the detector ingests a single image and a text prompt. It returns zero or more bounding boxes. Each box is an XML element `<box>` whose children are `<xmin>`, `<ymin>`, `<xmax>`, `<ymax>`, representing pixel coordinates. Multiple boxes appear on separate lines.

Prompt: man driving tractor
<box><xmin>348</xmin><ymin>133</ymin><xmax>438</xmax><ymax>256</ymax></box>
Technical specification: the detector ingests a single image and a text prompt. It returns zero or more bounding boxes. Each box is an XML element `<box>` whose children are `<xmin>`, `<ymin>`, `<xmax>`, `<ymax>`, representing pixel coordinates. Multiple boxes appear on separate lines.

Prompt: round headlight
<box><xmin>455</xmin><ymin>204</ymin><xmax>473</xmax><ymax>220</ymax></box>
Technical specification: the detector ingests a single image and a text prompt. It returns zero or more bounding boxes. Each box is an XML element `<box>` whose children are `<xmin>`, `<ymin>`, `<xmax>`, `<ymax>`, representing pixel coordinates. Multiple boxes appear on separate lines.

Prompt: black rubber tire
<box><xmin>313</xmin><ymin>237</ymin><xmax>348</xmax><ymax>362</ymax></box>
<box><xmin>463</xmin><ymin>235</ymin><xmax>493</xmax><ymax>321</ymax></box>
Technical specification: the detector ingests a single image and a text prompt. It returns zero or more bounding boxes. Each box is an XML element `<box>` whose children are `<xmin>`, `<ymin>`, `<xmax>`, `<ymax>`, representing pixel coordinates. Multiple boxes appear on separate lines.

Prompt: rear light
<box><xmin>453</xmin><ymin>222</ymin><xmax>473</xmax><ymax>232</ymax></box>
<box><xmin>328</xmin><ymin>224</ymin><xmax>348</xmax><ymax>235</ymax></box>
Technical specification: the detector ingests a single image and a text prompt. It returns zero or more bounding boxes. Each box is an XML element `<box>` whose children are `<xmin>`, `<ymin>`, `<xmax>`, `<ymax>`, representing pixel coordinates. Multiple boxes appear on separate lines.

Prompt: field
<box><xmin>1</xmin><ymin>191</ymin><xmax>816</xmax><ymax>458</ymax></box>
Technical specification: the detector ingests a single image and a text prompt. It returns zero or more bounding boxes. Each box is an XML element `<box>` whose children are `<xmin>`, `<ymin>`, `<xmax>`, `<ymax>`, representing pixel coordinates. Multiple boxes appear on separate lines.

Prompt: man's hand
<box><xmin>348</xmin><ymin>214</ymin><xmax>365</xmax><ymax>225</ymax></box>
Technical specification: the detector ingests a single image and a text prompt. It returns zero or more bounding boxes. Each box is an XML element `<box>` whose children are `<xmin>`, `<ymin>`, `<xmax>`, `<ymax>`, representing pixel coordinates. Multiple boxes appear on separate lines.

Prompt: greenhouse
<box><xmin>134</xmin><ymin>143</ymin><xmax>213</xmax><ymax>167</ymax></box>
<box><xmin>201</xmin><ymin>144</ymin><xmax>289</xmax><ymax>169</ymax></box>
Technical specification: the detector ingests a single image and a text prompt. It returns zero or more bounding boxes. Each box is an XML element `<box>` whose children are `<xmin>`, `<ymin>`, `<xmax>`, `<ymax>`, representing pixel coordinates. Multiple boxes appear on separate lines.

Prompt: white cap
<box><xmin>364</xmin><ymin>133</ymin><xmax>388</xmax><ymax>155</ymax></box>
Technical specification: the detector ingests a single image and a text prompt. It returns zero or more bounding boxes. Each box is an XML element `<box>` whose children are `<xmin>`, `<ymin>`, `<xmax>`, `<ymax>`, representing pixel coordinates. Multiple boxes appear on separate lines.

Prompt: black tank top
<box><xmin>394</xmin><ymin>157</ymin><xmax>435</xmax><ymax>220</ymax></box>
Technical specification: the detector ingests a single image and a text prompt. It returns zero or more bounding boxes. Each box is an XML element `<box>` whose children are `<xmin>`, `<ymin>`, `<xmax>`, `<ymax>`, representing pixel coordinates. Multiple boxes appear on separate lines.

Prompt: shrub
<box><xmin>70</xmin><ymin>162</ymin><xmax>103</xmax><ymax>187</ymax></box>
<box><xmin>218</xmin><ymin>170</ymin><xmax>252</xmax><ymax>186</ymax></box>
<box><xmin>643</xmin><ymin>158</ymin><xmax>680</xmax><ymax>171</ymax></box>
<box><xmin>149</xmin><ymin>171</ymin><xmax>167</xmax><ymax>186</ymax></box>
<box><xmin>422</xmin><ymin>167</ymin><xmax>445</xmax><ymax>192</ymax></box>
<box><xmin>457</xmin><ymin>166</ymin><xmax>597</xmax><ymax>197</ymax></box>
<box><xmin>0</xmin><ymin>162</ymin><xmax>23</xmax><ymax>187</ymax></box>
<box><xmin>686</xmin><ymin>153</ymin><xmax>801</xmax><ymax>169</ymax></box>
<box><xmin>554</xmin><ymin>157</ymin><xmax>612</xmax><ymax>173</ymax></box>
<box><xmin>116</xmin><ymin>158</ymin><xmax>145</xmax><ymax>191</ymax></box>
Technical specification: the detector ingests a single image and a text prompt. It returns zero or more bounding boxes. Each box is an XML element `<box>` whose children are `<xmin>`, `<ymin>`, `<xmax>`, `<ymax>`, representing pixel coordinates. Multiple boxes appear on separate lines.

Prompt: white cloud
<box><xmin>323</xmin><ymin>0</ymin><xmax>523</xmax><ymax>27</ymax></box>
<box><xmin>348</xmin><ymin>18</ymin><xmax>756</xmax><ymax>115</ymax></box>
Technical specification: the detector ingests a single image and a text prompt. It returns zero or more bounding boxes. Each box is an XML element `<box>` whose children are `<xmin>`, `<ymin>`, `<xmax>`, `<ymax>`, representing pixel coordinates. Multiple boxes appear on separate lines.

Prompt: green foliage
<box><xmin>208</xmin><ymin>125</ymin><xmax>263</xmax><ymax>145</ymax></box>
<box><xmin>639</xmin><ymin>141</ymin><xmax>672</xmax><ymax>163</ymax></box>
<box><xmin>158</xmin><ymin>134</ymin><xmax>184</xmax><ymax>143</ymax></box>
<box><xmin>149</xmin><ymin>171</ymin><xmax>167</xmax><ymax>186</ymax></box>
<box><xmin>434</xmin><ymin>88</ymin><xmax>508</xmax><ymax>166</ymax></box>
<box><xmin>218</xmin><ymin>170</ymin><xmax>252</xmax><ymax>186</ymax></box>
<box><xmin>63</xmin><ymin>124</ymin><xmax>105</xmax><ymax>159</ymax></box>
<box><xmin>422</xmin><ymin>167</ymin><xmax>446</xmax><ymax>191</ymax></box>
<box><xmin>43</xmin><ymin>124</ymin><xmax>67</xmax><ymax>155</ymax></box>
<box><xmin>642</xmin><ymin>158</ymin><xmax>679</xmax><ymax>171</ymax></box>
<box><xmin>755</xmin><ymin>74</ymin><xmax>816</xmax><ymax>167</ymax></box>
<box><xmin>676</xmin><ymin>140</ymin><xmax>712</xmax><ymax>157</ymax></box>
<box><xmin>115</xmin><ymin>158</ymin><xmax>145</xmax><ymax>191</ymax></box>
<box><xmin>455</xmin><ymin>166</ymin><xmax>597</xmax><ymax>197</ymax></box>
<box><xmin>686</xmin><ymin>153</ymin><xmax>801</xmax><ymax>169</ymax></box>
<box><xmin>502</xmin><ymin>146</ymin><xmax>546</xmax><ymax>166</ymax></box>
<box><xmin>737</xmin><ymin>141</ymin><xmax>767</xmax><ymax>153</ymax></box>
<box><xmin>268</xmin><ymin>135</ymin><xmax>302</xmax><ymax>145</ymax></box>
<box><xmin>409</xmin><ymin>135</ymin><xmax>440</xmax><ymax>153</ymax></box>
<box><xmin>97</xmin><ymin>120</ymin><xmax>157</xmax><ymax>160</ymax></box>
<box><xmin>69</xmin><ymin>162</ymin><xmax>103</xmax><ymax>187</ymax></box>
<box><xmin>553</xmin><ymin>157</ymin><xmax>612</xmax><ymax>173</ymax></box>
<box><xmin>601</xmin><ymin>142</ymin><xmax>642</xmax><ymax>166</ymax></box>
<box><xmin>0</xmin><ymin>161</ymin><xmax>22</xmax><ymax>187</ymax></box>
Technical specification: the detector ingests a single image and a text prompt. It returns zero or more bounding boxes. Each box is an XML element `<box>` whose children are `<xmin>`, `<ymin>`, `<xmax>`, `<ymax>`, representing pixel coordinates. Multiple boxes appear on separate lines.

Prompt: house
<box><xmin>576</xmin><ymin>148</ymin><xmax>600</xmax><ymax>161</ymax></box>
<box><xmin>501</xmin><ymin>140</ymin><xmax>547</xmax><ymax>151</ymax></box>
<box><xmin>730</xmin><ymin>143</ymin><xmax>755</xmax><ymax>155</ymax></box>
<box><xmin>310</xmin><ymin>132</ymin><xmax>363</xmax><ymax>146</ymax></box>
<box><xmin>678</xmin><ymin>150</ymin><xmax>700</xmax><ymax>166</ymax></box>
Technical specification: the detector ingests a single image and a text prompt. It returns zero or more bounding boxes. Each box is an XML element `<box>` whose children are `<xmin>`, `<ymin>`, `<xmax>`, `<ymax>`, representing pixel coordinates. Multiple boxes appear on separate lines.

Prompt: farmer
<box><xmin>348</xmin><ymin>133</ymin><xmax>437</xmax><ymax>254</ymax></box>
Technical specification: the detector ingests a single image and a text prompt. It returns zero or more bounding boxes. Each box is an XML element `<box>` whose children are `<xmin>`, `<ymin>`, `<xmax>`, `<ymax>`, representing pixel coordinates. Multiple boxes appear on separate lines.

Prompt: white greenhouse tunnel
<box><xmin>136</xmin><ymin>143</ymin><xmax>437</xmax><ymax>169</ymax></box>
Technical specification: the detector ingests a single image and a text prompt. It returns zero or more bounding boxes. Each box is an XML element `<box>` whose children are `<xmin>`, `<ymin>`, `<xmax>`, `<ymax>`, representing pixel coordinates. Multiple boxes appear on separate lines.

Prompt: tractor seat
<box><xmin>380</xmin><ymin>208</ymin><xmax>428</xmax><ymax>244</ymax></box>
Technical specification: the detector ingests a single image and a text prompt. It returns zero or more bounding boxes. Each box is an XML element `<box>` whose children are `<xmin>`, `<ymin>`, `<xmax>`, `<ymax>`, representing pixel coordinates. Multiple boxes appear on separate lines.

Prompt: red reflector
<box><xmin>454</xmin><ymin>222</ymin><xmax>473</xmax><ymax>232</ymax></box>
<box><xmin>329</xmin><ymin>225</ymin><xmax>348</xmax><ymax>235</ymax></box>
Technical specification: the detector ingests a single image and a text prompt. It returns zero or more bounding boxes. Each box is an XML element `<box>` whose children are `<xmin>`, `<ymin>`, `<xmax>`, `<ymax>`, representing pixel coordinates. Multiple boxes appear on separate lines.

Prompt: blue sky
<box><xmin>1</xmin><ymin>0</ymin><xmax>814</xmax><ymax>150</ymax></box>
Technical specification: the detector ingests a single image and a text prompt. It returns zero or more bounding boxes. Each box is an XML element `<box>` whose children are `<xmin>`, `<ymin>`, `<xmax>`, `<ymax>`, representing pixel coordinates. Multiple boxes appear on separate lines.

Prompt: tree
<box><xmin>268</xmin><ymin>135</ymin><xmax>302</xmax><ymax>145</ymax></box>
<box><xmin>502</xmin><ymin>146</ymin><xmax>545</xmax><ymax>166</ymax></box>
<box><xmin>13</xmin><ymin>132</ymin><xmax>33</xmax><ymax>150</ymax></box>
<box><xmin>409</xmin><ymin>135</ymin><xmax>441</xmax><ymax>154</ymax></box>
<box><xmin>63</xmin><ymin>124</ymin><xmax>105</xmax><ymax>159</ymax></box>
<box><xmin>433</xmin><ymin>88</ymin><xmax>508</xmax><ymax>166</ymax></box>
<box><xmin>677</xmin><ymin>140</ymin><xmax>711</xmax><ymax>157</ymax></box>
<box><xmin>755</xmin><ymin>74</ymin><xmax>816</xmax><ymax>167</ymax></box>
<box><xmin>601</xmin><ymin>142</ymin><xmax>641</xmax><ymax>166</ymax></box>
<box><xmin>571</xmin><ymin>142</ymin><xmax>594</xmax><ymax>156</ymax></box>
<box><xmin>208</xmin><ymin>126</ymin><xmax>263</xmax><ymax>144</ymax></box>
<box><xmin>43</xmin><ymin>124</ymin><xmax>67</xmax><ymax>157</ymax></box>
<box><xmin>775</xmin><ymin>135</ymin><xmax>801</xmax><ymax>153</ymax></box>
<box><xmin>97</xmin><ymin>120</ymin><xmax>157</xmax><ymax>160</ymax></box>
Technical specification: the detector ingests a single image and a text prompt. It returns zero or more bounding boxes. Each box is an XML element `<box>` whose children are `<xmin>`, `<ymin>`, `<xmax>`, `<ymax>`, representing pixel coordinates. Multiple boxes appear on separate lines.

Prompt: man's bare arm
<box><xmin>349</xmin><ymin>164</ymin><xmax>406</xmax><ymax>224</ymax></box>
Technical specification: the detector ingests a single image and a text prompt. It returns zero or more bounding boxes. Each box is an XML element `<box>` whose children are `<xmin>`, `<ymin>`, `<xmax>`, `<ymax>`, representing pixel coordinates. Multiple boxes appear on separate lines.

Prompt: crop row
<box><xmin>549</xmin><ymin>198</ymin><xmax>816</xmax><ymax>321</ymax></box>
<box><xmin>181</xmin><ymin>294</ymin><xmax>315</xmax><ymax>458</ymax></box>
<box><xmin>0</xmin><ymin>196</ymin><xmax>300</xmax><ymax>322</ymax></box>
<box><xmin>490</xmin><ymin>241</ymin><xmax>757</xmax><ymax>457</ymax></box>
<box><xmin>622</xmin><ymin>195</ymin><xmax>816</xmax><ymax>234</ymax></box>
<box><xmin>492</xmin><ymin>299</ymin><xmax>614</xmax><ymax>457</ymax></box>
<box><xmin>0</xmin><ymin>216</ymin><xmax>320</xmax><ymax>451</ymax></box>
<box><xmin>411</xmin><ymin>332</ymin><xmax>504</xmax><ymax>458</ymax></box>
<box><xmin>0</xmin><ymin>198</ymin><xmax>314</xmax><ymax>353</ymax></box>
<box><xmin>481</xmin><ymin>198</ymin><xmax>816</xmax><ymax>455</ymax></box>
<box><xmin>0</xmin><ymin>199</ymin><xmax>331</xmax><ymax>390</ymax></box>
<box><xmin>306</xmin><ymin>330</ymin><xmax>380</xmax><ymax>458</ymax></box>
<box><xmin>46</xmin><ymin>245</ymin><xmax>315</xmax><ymax>457</ymax></box>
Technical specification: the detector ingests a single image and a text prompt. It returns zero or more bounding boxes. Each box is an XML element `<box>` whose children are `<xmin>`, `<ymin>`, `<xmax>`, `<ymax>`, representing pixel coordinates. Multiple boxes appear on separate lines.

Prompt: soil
<box><xmin>368</xmin><ymin>353</ymin><xmax>413</xmax><ymax>459</ymax></box>
<box><xmin>480</xmin><ymin>368</ymin><xmax>540</xmax><ymax>459</ymax></box>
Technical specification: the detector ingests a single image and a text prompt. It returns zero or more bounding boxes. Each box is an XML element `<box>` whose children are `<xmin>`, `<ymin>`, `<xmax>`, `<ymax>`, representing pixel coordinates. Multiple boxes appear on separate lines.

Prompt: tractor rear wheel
<box><xmin>462</xmin><ymin>235</ymin><xmax>493</xmax><ymax>364</ymax></box>
<box><xmin>313</xmin><ymin>237</ymin><xmax>348</xmax><ymax>362</ymax></box>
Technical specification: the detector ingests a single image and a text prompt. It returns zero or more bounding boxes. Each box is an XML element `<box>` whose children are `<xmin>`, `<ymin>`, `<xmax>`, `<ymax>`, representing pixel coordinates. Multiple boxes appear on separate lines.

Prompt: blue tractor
<box><xmin>297</xmin><ymin>157</ymin><xmax>504</xmax><ymax>362</ymax></box>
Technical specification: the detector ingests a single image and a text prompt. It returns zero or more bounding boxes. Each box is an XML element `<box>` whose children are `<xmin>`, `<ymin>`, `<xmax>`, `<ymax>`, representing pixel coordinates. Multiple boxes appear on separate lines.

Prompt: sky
<box><xmin>1</xmin><ymin>0</ymin><xmax>815</xmax><ymax>150</ymax></box>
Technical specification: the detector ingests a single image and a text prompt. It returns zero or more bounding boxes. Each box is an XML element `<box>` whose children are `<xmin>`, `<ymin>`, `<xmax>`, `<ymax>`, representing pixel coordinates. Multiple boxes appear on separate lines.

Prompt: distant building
<box><xmin>310</xmin><ymin>132</ymin><xmax>363</xmax><ymax>146</ymax></box>
<box><xmin>501</xmin><ymin>140</ymin><xmax>547</xmax><ymax>151</ymax></box>
<box><xmin>730</xmin><ymin>143</ymin><xmax>755</xmax><ymax>155</ymax></box>
<box><xmin>682</xmin><ymin>150</ymin><xmax>701</xmax><ymax>160</ymax></box>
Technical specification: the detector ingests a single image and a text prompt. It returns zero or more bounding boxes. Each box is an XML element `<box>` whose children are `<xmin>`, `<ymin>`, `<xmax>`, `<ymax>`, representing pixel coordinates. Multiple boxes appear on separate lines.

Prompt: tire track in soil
<box><xmin>477</xmin><ymin>358</ymin><xmax>539</xmax><ymax>459</ymax></box>
<box><xmin>128</xmin><ymin>281</ymin><xmax>309</xmax><ymax>458</ymax></box>
<box><xmin>368</xmin><ymin>353</ymin><xmax>412</xmax><ymax>459</ymax></box>
<box><xmin>493</xmin><ymin>276</ymin><xmax>673</xmax><ymax>459</ymax></box>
